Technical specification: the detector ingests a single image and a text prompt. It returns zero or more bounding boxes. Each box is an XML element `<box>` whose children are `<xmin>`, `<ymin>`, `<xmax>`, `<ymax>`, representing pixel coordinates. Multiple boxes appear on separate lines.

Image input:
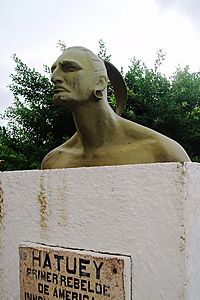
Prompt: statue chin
<box><xmin>53</xmin><ymin>93</ymin><xmax>74</xmax><ymax>106</ymax></box>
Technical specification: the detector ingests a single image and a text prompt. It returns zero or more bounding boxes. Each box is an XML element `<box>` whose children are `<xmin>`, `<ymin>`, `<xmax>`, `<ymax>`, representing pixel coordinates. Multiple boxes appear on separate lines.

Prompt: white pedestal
<box><xmin>0</xmin><ymin>162</ymin><xmax>200</xmax><ymax>299</ymax></box>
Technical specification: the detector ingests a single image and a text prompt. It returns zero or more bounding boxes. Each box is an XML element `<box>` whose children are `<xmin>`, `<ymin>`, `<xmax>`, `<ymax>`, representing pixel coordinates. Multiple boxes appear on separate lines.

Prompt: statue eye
<box><xmin>51</xmin><ymin>65</ymin><xmax>56</xmax><ymax>73</ymax></box>
<box><xmin>63</xmin><ymin>66</ymin><xmax>77</xmax><ymax>72</ymax></box>
<box><xmin>61</xmin><ymin>61</ymin><xmax>82</xmax><ymax>72</ymax></box>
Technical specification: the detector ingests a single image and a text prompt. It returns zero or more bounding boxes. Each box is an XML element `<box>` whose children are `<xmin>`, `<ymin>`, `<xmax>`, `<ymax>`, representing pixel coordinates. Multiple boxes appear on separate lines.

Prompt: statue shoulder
<box><xmin>121</xmin><ymin>118</ymin><xmax>190</xmax><ymax>162</ymax></box>
<box><xmin>41</xmin><ymin>133</ymin><xmax>79</xmax><ymax>169</ymax></box>
<box><xmin>156</xmin><ymin>134</ymin><xmax>191</xmax><ymax>162</ymax></box>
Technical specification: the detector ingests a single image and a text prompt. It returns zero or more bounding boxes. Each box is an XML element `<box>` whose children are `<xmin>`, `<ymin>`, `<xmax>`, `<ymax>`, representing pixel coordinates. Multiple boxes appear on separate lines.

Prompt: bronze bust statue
<box><xmin>41</xmin><ymin>46</ymin><xmax>190</xmax><ymax>169</ymax></box>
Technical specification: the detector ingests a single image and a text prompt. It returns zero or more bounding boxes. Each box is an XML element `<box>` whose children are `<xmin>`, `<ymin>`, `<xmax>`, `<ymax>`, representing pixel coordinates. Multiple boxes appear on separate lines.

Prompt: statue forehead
<box><xmin>54</xmin><ymin>46</ymin><xmax>106</xmax><ymax>72</ymax></box>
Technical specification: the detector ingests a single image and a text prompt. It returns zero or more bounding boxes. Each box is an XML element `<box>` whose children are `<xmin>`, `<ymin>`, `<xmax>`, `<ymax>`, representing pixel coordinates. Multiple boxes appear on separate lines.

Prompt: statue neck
<box><xmin>71</xmin><ymin>99</ymin><xmax>118</xmax><ymax>153</ymax></box>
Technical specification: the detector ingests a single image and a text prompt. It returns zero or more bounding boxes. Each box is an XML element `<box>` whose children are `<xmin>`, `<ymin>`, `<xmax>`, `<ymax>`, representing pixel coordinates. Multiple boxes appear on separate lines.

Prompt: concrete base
<box><xmin>0</xmin><ymin>162</ymin><xmax>200</xmax><ymax>299</ymax></box>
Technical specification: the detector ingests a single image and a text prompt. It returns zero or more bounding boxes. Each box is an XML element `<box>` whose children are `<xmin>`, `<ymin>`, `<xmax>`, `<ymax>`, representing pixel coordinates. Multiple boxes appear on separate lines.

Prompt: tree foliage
<box><xmin>0</xmin><ymin>54</ymin><xmax>75</xmax><ymax>170</ymax></box>
<box><xmin>97</xmin><ymin>39</ymin><xmax>111</xmax><ymax>61</ymax></box>
<box><xmin>124</xmin><ymin>55</ymin><xmax>200</xmax><ymax>161</ymax></box>
<box><xmin>0</xmin><ymin>41</ymin><xmax>199</xmax><ymax>170</ymax></box>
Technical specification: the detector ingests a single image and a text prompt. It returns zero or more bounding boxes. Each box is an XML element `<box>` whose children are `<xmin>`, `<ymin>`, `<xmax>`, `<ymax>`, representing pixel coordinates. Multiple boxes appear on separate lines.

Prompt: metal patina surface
<box><xmin>41</xmin><ymin>46</ymin><xmax>190</xmax><ymax>169</ymax></box>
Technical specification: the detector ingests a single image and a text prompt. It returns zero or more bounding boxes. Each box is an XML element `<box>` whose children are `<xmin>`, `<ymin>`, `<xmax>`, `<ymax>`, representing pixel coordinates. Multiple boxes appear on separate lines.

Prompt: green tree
<box><xmin>169</xmin><ymin>67</ymin><xmax>200</xmax><ymax>160</ymax></box>
<box><xmin>0</xmin><ymin>54</ymin><xmax>75</xmax><ymax>170</ymax></box>
<box><xmin>97</xmin><ymin>39</ymin><xmax>111</xmax><ymax>61</ymax></box>
<box><xmin>124</xmin><ymin>53</ymin><xmax>200</xmax><ymax>161</ymax></box>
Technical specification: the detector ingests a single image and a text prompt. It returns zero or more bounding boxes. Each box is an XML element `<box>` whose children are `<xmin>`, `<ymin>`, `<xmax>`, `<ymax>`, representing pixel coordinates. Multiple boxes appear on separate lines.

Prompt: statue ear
<box><xmin>93</xmin><ymin>75</ymin><xmax>108</xmax><ymax>100</ymax></box>
<box><xmin>96</xmin><ymin>75</ymin><xmax>108</xmax><ymax>90</ymax></box>
<box><xmin>104</xmin><ymin>61</ymin><xmax>127</xmax><ymax>116</ymax></box>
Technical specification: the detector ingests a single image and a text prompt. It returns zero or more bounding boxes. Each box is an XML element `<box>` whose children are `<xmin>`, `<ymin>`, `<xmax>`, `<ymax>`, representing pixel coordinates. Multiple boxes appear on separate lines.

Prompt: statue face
<box><xmin>51</xmin><ymin>48</ymin><xmax>104</xmax><ymax>107</ymax></box>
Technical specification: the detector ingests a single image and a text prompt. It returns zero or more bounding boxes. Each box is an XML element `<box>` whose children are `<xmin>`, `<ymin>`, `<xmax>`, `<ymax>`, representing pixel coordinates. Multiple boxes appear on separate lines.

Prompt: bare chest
<box><xmin>42</xmin><ymin>141</ymin><xmax>161</xmax><ymax>169</ymax></box>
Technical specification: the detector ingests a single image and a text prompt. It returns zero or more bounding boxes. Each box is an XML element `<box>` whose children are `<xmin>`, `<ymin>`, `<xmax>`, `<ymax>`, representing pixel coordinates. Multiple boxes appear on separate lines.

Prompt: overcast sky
<box><xmin>1</xmin><ymin>0</ymin><xmax>200</xmax><ymax>116</ymax></box>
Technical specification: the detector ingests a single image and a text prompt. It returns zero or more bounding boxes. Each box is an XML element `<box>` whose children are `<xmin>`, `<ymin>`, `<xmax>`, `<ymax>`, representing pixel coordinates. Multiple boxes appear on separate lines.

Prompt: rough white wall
<box><xmin>184</xmin><ymin>164</ymin><xmax>200</xmax><ymax>299</ymax></box>
<box><xmin>0</xmin><ymin>163</ymin><xmax>200</xmax><ymax>300</ymax></box>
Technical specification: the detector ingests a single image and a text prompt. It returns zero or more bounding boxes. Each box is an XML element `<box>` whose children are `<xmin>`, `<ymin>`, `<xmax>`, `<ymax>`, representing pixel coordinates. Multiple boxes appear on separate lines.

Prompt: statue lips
<box><xmin>54</xmin><ymin>86</ymin><xmax>70</xmax><ymax>94</ymax></box>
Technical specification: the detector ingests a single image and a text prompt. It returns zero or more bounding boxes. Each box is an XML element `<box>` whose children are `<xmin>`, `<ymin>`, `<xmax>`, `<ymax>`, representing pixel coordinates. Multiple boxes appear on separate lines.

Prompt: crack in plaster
<box><xmin>0</xmin><ymin>184</ymin><xmax>4</xmax><ymax>222</ymax></box>
<box><xmin>38</xmin><ymin>173</ymin><xmax>47</xmax><ymax>232</ymax></box>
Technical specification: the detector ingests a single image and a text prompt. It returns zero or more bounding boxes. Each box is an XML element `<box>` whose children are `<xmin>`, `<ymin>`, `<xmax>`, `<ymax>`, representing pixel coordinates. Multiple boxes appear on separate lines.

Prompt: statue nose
<box><xmin>51</xmin><ymin>73</ymin><xmax>63</xmax><ymax>84</ymax></box>
<box><xmin>51</xmin><ymin>66</ymin><xmax>64</xmax><ymax>84</ymax></box>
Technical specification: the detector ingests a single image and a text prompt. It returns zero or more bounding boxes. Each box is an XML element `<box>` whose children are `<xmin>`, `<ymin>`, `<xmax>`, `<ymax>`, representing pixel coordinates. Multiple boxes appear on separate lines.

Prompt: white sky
<box><xmin>1</xmin><ymin>0</ymin><xmax>200</xmax><ymax>116</ymax></box>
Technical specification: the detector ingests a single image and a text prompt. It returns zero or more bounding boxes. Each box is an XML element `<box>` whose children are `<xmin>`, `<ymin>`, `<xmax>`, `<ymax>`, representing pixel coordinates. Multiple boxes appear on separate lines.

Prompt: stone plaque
<box><xmin>19</xmin><ymin>242</ymin><xmax>132</xmax><ymax>300</ymax></box>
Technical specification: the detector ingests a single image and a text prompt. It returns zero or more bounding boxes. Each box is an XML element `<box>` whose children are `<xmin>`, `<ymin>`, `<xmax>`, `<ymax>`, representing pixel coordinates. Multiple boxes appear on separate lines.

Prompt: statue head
<box><xmin>51</xmin><ymin>46</ymin><xmax>127</xmax><ymax>114</ymax></box>
<box><xmin>51</xmin><ymin>46</ymin><xmax>108</xmax><ymax>107</ymax></box>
